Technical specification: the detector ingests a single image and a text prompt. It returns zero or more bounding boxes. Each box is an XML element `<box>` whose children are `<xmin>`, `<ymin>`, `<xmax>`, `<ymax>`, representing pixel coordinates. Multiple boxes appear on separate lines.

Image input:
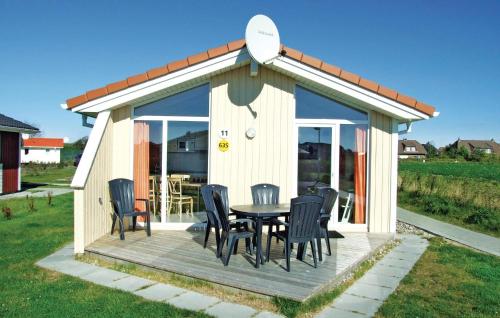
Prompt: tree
<box><xmin>469</xmin><ymin>149</ymin><xmax>486</xmax><ymax>162</ymax></box>
<box><xmin>457</xmin><ymin>145</ymin><xmax>470</xmax><ymax>159</ymax></box>
<box><xmin>424</xmin><ymin>142</ymin><xmax>439</xmax><ymax>158</ymax></box>
<box><xmin>23</xmin><ymin>121</ymin><xmax>43</xmax><ymax>137</ymax></box>
<box><xmin>73</xmin><ymin>136</ymin><xmax>88</xmax><ymax>150</ymax></box>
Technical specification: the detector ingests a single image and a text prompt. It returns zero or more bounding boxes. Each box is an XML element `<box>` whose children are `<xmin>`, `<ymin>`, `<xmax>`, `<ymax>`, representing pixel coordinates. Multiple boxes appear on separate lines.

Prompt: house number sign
<box><xmin>218</xmin><ymin>129</ymin><xmax>229</xmax><ymax>139</ymax></box>
<box><xmin>218</xmin><ymin>139</ymin><xmax>229</xmax><ymax>152</ymax></box>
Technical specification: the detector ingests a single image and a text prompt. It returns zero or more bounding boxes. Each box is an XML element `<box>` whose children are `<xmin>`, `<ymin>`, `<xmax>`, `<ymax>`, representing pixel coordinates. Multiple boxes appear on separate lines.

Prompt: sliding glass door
<box><xmin>295</xmin><ymin>85</ymin><xmax>368</xmax><ymax>228</ymax></box>
<box><xmin>132</xmin><ymin>84</ymin><xmax>210</xmax><ymax>225</ymax></box>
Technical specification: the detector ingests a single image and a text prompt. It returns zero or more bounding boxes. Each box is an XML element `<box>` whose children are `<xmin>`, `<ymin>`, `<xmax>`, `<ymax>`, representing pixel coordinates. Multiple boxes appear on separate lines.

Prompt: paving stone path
<box><xmin>398</xmin><ymin>207</ymin><xmax>500</xmax><ymax>256</ymax></box>
<box><xmin>0</xmin><ymin>187</ymin><xmax>73</xmax><ymax>200</ymax></box>
<box><xmin>36</xmin><ymin>243</ymin><xmax>284</xmax><ymax>318</ymax></box>
<box><xmin>315</xmin><ymin>235</ymin><xmax>429</xmax><ymax>318</ymax></box>
<box><xmin>38</xmin><ymin>236</ymin><xmax>428</xmax><ymax>318</ymax></box>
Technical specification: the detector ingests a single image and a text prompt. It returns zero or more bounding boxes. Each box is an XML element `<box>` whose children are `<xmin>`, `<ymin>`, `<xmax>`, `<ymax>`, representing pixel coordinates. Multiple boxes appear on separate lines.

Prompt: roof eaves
<box><xmin>65</xmin><ymin>39</ymin><xmax>436</xmax><ymax>118</ymax></box>
<box><xmin>280</xmin><ymin>46</ymin><xmax>436</xmax><ymax>117</ymax></box>
<box><xmin>65</xmin><ymin>39</ymin><xmax>246</xmax><ymax>110</ymax></box>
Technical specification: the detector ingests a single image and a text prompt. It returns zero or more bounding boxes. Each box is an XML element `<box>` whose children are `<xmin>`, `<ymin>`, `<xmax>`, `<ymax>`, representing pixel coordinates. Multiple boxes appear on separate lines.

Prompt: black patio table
<box><xmin>230</xmin><ymin>204</ymin><xmax>290</xmax><ymax>268</ymax></box>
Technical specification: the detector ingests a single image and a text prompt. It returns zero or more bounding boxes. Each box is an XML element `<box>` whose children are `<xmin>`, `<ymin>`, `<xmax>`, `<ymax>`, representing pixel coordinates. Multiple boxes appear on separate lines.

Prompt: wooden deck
<box><xmin>86</xmin><ymin>230</ymin><xmax>393</xmax><ymax>301</ymax></box>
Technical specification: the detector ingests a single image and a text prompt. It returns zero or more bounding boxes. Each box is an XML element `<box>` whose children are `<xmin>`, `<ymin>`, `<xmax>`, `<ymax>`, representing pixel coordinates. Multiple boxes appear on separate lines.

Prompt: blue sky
<box><xmin>1</xmin><ymin>0</ymin><xmax>499</xmax><ymax>146</ymax></box>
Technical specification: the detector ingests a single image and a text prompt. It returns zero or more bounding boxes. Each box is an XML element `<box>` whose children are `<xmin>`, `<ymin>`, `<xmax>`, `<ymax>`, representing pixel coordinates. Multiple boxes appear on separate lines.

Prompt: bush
<box><xmin>466</xmin><ymin>209</ymin><xmax>499</xmax><ymax>232</ymax></box>
<box><xmin>2</xmin><ymin>207</ymin><xmax>12</xmax><ymax>220</ymax></box>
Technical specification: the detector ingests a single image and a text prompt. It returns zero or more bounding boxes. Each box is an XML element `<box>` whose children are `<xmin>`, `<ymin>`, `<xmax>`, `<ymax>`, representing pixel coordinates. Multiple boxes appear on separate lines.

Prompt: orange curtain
<box><xmin>134</xmin><ymin>121</ymin><xmax>150</xmax><ymax>213</ymax></box>
<box><xmin>354</xmin><ymin>127</ymin><xmax>367</xmax><ymax>224</ymax></box>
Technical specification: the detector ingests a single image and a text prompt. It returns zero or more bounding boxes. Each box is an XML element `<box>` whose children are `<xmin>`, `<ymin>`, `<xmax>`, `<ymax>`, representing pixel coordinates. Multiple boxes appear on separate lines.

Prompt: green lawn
<box><xmin>21</xmin><ymin>164</ymin><xmax>76</xmax><ymax>185</ymax></box>
<box><xmin>376</xmin><ymin>238</ymin><xmax>500</xmax><ymax>317</ymax></box>
<box><xmin>399</xmin><ymin>160</ymin><xmax>500</xmax><ymax>182</ymax></box>
<box><xmin>0</xmin><ymin>193</ymin><xmax>208</xmax><ymax>318</ymax></box>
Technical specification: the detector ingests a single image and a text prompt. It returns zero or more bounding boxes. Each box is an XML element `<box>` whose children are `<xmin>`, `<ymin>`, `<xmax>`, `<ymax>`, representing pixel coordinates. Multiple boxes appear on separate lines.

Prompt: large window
<box><xmin>134</xmin><ymin>84</ymin><xmax>209</xmax><ymax>117</ymax></box>
<box><xmin>295</xmin><ymin>86</ymin><xmax>368</xmax><ymax>121</ymax></box>
<box><xmin>133</xmin><ymin>84</ymin><xmax>209</xmax><ymax>225</ymax></box>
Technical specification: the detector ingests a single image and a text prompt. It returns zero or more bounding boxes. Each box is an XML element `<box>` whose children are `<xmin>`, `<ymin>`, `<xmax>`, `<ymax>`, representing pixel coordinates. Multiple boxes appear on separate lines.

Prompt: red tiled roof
<box><xmin>23</xmin><ymin>138</ymin><xmax>64</xmax><ymax>148</ymax></box>
<box><xmin>66</xmin><ymin>39</ymin><xmax>436</xmax><ymax>116</ymax></box>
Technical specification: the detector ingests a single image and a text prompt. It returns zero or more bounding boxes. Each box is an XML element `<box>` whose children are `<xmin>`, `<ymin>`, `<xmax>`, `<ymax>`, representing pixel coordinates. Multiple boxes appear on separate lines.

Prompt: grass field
<box><xmin>398</xmin><ymin>160</ymin><xmax>500</xmax><ymax>237</ymax></box>
<box><xmin>376</xmin><ymin>238</ymin><xmax>500</xmax><ymax>317</ymax></box>
<box><xmin>0</xmin><ymin>193</ymin><xmax>207</xmax><ymax>318</ymax></box>
<box><xmin>399</xmin><ymin>160</ymin><xmax>500</xmax><ymax>182</ymax></box>
<box><xmin>21</xmin><ymin>164</ymin><xmax>76</xmax><ymax>185</ymax></box>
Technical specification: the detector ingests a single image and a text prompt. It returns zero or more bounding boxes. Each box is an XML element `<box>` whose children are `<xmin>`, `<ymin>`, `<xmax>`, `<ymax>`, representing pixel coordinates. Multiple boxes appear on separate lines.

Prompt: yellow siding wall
<box><xmin>112</xmin><ymin>106</ymin><xmax>132</xmax><ymax>179</ymax></box>
<box><xmin>210</xmin><ymin>65</ymin><xmax>296</xmax><ymax>204</ymax></box>
<box><xmin>368</xmin><ymin>111</ymin><xmax>396</xmax><ymax>232</ymax></box>
<box><xmin>81</xmin><ymin>115</ymin><xmax>114</xmax><ymax>246</ymax></box>
<box><xmin>75</xmin><ymin>107</ymin><xmax>132</xmax><ymax>251</ymax></box>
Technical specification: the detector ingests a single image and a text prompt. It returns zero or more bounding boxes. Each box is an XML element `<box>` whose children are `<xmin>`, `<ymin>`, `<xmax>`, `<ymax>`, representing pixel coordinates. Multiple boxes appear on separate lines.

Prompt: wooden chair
<box><xmin>109</xmin><ymin>178</ymin><xmax>151</xmax><ymax>240</ymax></box>
<box><xmin>168</xmin><ymin>177</ymin><xmax>193</xmax><ymax>218</ymax></box>
<box><xmin>340</xmin><ymin>192</ymin><xmax>354</xmax><ymax>223</ymax></box>
<box><xmin>148</xmin><ymin>176</ymin><xmax>158</xmax><ymax>216</ymax></box>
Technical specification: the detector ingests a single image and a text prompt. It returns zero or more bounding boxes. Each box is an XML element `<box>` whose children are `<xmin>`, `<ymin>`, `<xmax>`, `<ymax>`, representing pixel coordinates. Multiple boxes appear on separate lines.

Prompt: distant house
<box><xmin>451</xmin><ymin>139</ymin><xmax>500</xmax><ymax>155</ymax></box>
<box><xmin>0</xmin><ymin>113</ymin><xmax>39</xmax><ymax>194</ymax></box>
<box><xmin>21</xmin><ymin>138</ymin><xmax>65</xmax><ymax>164</ymax></box>
<box><xmin>398</xmin><ymin>139</ymin><xmax>427</xmax><ymax>159</ymax></box>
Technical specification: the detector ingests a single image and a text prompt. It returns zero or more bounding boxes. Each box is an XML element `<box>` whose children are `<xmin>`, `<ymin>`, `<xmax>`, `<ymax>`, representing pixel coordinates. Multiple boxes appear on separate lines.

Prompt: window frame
<box><xmin>131</xmin><ymin>81</ymin><xmax>211</xmax><ymax>226</ymax></box>
<box><xmin>293</xmin><ymin>84</ymin><xmax>370</xmax><ymax>231</ymax></box>
<box><xmin>295</xmin><ymin>84</ymin><xmax>369</xmax><ymax>121</ymax></box>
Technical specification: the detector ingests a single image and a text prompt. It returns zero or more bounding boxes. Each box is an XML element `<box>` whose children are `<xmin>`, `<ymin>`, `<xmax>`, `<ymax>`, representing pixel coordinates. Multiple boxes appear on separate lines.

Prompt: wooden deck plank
<box><xmin>86</xmin><ymin>230</ymin><xmax>392</xmax><ymax>301</ymax></box>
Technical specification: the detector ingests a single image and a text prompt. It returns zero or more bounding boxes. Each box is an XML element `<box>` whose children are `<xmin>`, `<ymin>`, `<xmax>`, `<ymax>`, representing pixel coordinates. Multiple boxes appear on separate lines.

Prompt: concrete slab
<box><xmin>253</xmin><ymin>311</ymin><xmax>286</xmax><ymax>318</ymax></box>
<box><xmin>204</xmin><ymin>302</ymin><xmax>257</xmax><ymax>318</ymax></box>
<box><xmin>333</xmin><ymin>294</ymin><xmax>383</xmax><ymax>317</ymax></box>
<box><xmin>80</xmin><ymin>268</ymin><xmax>129</xmax><ymax>285</ymax></box>
<box><xmin>384</xmin><ymin>250</ymin><xmax>423</xmax><ymax>262</ymax></box>
<box><xmin>55</xmin><ymin>262</ymin><xmax>98</xmax><ymax>277</ymax></box>
<box><xmin>398</xmin><ymin>207</ymin><xmax>500</xmax><ymax>256</ymax></box>
<box><xmin>369</xmin><ymin>264</ymin><xmax>410</xmax><ymax>278</ymax></box>
<box><xmin>316</xmin><ymin>307</ymin><xmax>367</xmax><ymax>318</ymax></box>
<box><xmin>107</xmin><ymin>275</ymin><xmax>154</xmax><ymax>292</ymax></box>
<box><xmin>377</xmin><ymin>257</ymin><xmax>418</xmax><ymax>270</ymax></box>
<box><xmin>345</xmin><ymin>282</ymin><xmax>395</xmax><ymax>301</ymax></box>
<box><xmin>356</xmin><ymin>273</ymin><xmax>401</xmax><ymax>289</ymax></box>
<box><xmin>167</xmin><ymin>291</ymin><xmax>219</xmax><ymax>311</ymax></box>
<box><xmin>134</xmin><ymin>283</ymin><xmax>186</xmax><ymax>301</ymax></box>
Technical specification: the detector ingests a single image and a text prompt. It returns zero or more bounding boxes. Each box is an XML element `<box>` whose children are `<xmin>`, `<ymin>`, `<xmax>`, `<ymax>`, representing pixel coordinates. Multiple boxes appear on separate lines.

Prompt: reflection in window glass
<box><xmin>134</xmin><ymin>84</ymin><xmax>209</xmax><ymax>117</ymax></box>
<box><xmin>339</xmin><ymin>124</ymin><xmax>367</xmax><ymax>224</ymax></box>
<box><xmin>167</xmin><ymin>121</ymin><xmax>208</xmax><ymax>216</ymax></box>
<box><xmin>167</xmin><ymin>121</ymin><xmax>208</xmax><ymax>176</ymax></box>
<box><xmin>295</xmin><ymin>86</ymin><xmax>368</xmax><ymax>121</ymax></box>
<box><xmin>297</xmin><ymin>127</ymin><xmax>332</xmax><ymax>195</ymax></box>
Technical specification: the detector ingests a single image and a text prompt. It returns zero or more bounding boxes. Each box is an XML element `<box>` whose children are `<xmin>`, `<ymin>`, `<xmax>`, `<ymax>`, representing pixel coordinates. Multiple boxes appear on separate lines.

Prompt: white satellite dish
<box><xmin>245</xmin><ymin>15</ymin><xmax>280</xmax><ymax>64</ymax></box>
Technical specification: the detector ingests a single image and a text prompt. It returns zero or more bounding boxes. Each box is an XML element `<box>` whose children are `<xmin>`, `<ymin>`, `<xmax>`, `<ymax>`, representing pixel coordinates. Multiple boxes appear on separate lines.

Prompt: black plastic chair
<box><xmin>213</xmin><ymin>192</ymin><xmax>254</xmax><ymax>266</ymax></box>
<box><xmin>251</xmin><ymin>183</ymin><xmax>281</xmax><ymax>246</ymax></box>
<box><xmin>266</xmin><ymin>195</ymin><xmax>323</xmax><ymax>272</ymax></box>
<box><xmin>109</xmin><ymin>178</ymin><xmax>151</xmax><ymax>240</ymax></box>
<box><xmin>316</xmin><ymin>187</ymin><xmax>338</xmax><ymax>261</ymax></box>
<box><xmin>201</xmin><ymin>184</ymin><xmax>228</xmax><ymax>249</ymax></box>
<box><xmin>251</xmin><ymin>184</ymin><xmax>280</xmax><ymax>205</ymax></box>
